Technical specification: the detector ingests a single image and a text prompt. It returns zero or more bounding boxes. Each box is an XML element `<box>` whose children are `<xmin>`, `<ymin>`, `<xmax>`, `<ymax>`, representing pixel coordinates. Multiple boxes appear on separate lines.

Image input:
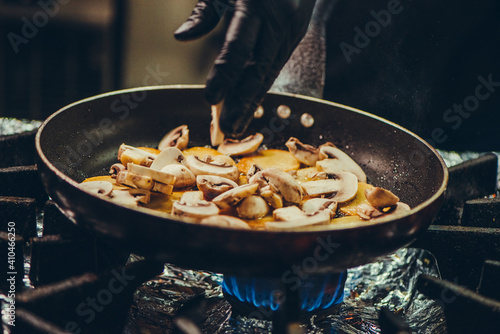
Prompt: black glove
<box><xmin>175</xmin><ymin>0</ymin><xmax>316</xmax><ymax>137</ymax></box>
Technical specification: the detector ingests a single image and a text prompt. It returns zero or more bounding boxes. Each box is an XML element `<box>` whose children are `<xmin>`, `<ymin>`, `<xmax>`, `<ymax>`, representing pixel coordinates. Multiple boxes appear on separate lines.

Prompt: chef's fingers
<box><xmin>203</xmin><ymin>3</ymin><xmax>261</xmax><ymax>105</ymax></box>
<box><xmin>174</xmin><ymin>0</ymin><xmax>229</xmax><ymax>41</ymax></box>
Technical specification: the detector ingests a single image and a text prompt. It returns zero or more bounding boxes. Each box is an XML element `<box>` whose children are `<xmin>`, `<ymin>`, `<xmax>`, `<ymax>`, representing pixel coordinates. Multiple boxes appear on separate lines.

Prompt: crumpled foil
<box><xmin>124</xmin><ymin>248</ymin><xmax>446</xmax><ymax>333</ymax></box>
<box><xmin>0</xmin><ymin>118</ymin><xmax>41</xmax><ymax>136</ymax></box>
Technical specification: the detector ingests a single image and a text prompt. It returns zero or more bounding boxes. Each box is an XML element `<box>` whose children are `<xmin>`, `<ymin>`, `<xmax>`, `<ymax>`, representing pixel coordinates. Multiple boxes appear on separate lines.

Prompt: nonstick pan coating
<box><xmin>36</xmin><ymin>85</ymin><xmax>448</xmax><ymax>276</ymax></box>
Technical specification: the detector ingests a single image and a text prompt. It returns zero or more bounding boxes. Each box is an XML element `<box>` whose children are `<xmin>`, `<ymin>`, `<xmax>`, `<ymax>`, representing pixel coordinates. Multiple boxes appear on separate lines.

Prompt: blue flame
<box><xmin>222</xmin><ymin>271</ymin><xmax>346</xmax><ymax>312</ymax></box>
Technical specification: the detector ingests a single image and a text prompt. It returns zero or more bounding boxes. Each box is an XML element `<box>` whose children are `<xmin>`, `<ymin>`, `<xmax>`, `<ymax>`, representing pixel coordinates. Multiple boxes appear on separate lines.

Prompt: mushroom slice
<box><xmin>261</xmin><ymin>168</ymin><xmax>303</xmax><ymax>204</ymax></box>
<box><xmin>150</xmin><ymin>147</ymin><xmax>186</xmax><ymax>171</ymax></box>
<box><xmin>116</xmin><ymin>171</ymin><xmax>154</xmax><ymax>190</ymax></box>
<box><xmin>79</xmin><ymin>181</ymin><xmax>113</xmax><ymax>197</ymax></box>
<box><xmin>211</xmin><ymin>154</ymin><xmax>236</xmax><ymax>166</ymax></box>
<box><xmin>259</xmin><ymin>185</ymin><xmax>283</xmax><ymax>209</ymax></box>
<box><xmin>197</xmin><ymin>175</ymin><xmax>238</xmax><ymax>201</ymax></box>
<box><xmin>285</xmin><ymin>137</ymin><xmax>319</xmax><ymax>166</ymax></box>
<box><xmin>212</xmin><ymin>183</ymin><xmax>259</xmax><ymax>211</ymax></box>
<box><xmin>160</xmin><ymin>164</ymin><xmax>196</xmax><ymax>189</ymax></box>
<box><xmin>301</xmin><ymin>198</ymin><xmax>338</xmax><ymax>217</ymax></box>
<box><xmin>301</xmin><ymin>172</ymin><xmax>358</xmax><ymax>203</ymax></box>
<box><xmin>365</xmin><ymin>187</ymin><xmax>399</xmax><ymax>208</ymax></box>
<box><xmin>246</xmin><ymin>164</ymin><xmax>263</xmax><ymax>182</ymax></box>
<box><xmin>158</xmin><ymin>125</ymin><xmax>189</xmax><ymax>151</ymax></box>
<box><xmin>317</xmin><ymin>146</ymin><xmax>366</xmax><ymax>182</ymax></box>
<box><xmin>217</xmin><ymin>133</ymin><xmax>264</xmax><ymax>156</ymax></box>
<box><xmin>356</xmin><ymin>203</ymin><xmax>385</xmax><ymax>220</ymax></box>
<box><xmin>128</xmin><ymin>188</ymin><xmax>151</xmax><ymax>204</ymax></box>
<box><xmin>265</xmin><ymin>210</ymin><xmax>331</xmax><ymax>231</ymax></box>
<box><xmin>180</xmin><ymin>191</ymin><xmax>205</xmax><ymax>204</ymax></box>
<box><xmin>272</xmin><ymin>206</ymin><xmax>306</xmax><ymax>221</ymax></box>
<box><xmin>108</xmin><ymin>189</ymin><xmax>141</xmax><ymax>206</ymax></box>
<box><xmin>127</xmin><ymin>163</ymin><xmax>176</xmax><ymax>185</ymax></box>
<box><xmin>118</xmin><ymin>144</ymin><xmax>157</xmax><ymax>167</ymax></box>
<box><xmin>109</xmin><ymin>163</ymin><xmax>126</xmax><ymax>179</ymax></box>
<box><xmin>185</xmin><ymin>155</ymin><xmax>239</xmax><ymax>182</ymax></box>
<box><xmin>152</xmin><ymin>182</ymin><xmax>174</xmax><ymax>195</ymax></box>
<box><xmin>237</xmin><ymin>195</ymin><xmax>269</xmax><ymax>219</ymax></box>
<box><xmin>171</xmin><ymin>200</ymin><xmax>220</xmax><ymax>220</ymax></box>
<box><xmin>210</xmin><ymin>102</ymin><xmax>225</xmax><ymax>147</ymax></box>
<box><xmin>200</xmin><ymin>215</ymin><xmax>250</xmax><ymax>230</ymax></box>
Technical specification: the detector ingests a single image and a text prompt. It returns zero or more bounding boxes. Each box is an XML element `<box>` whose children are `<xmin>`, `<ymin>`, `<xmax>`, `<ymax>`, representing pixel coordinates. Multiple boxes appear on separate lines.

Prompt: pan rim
<box><xmin>35</xmin><ymin>84</ymin><xmax>448</xmax><ymax>233</ymax></box>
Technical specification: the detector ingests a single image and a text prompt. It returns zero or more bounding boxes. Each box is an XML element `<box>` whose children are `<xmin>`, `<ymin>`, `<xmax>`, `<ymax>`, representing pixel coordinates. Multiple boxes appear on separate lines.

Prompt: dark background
<box><xmin>1</xmin><ymin>0</ymin><xmax>499</xmax><ymax>151</ymax></box>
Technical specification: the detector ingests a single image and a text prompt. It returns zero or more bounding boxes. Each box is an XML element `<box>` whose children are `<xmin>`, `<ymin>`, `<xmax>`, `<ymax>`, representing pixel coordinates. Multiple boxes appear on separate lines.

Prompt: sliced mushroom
<box><xmin>217</xmin><ymin>133</ymin><xmax>264</xmax><ymax>156</ymax></box>
<box><xmin>210</xmin><ymin>102</ymin><xmax>225</xmax><ymax>147</ymax></box>
<box><xmin>210</xmin><ymin>154</ymin><xmax>236</xmax><ymax>166</ymax></box>
<box><xmin>200</xmin><ymin>215</ymin><xmax>250</xmax><ymax>230</ymax></box>
<box><xmin>301</xmin><ymin>172</ymin><xmax>358</xmax><ymax>203</ymax></box>
<box><xmin>212</xmin><ymin>183</ymin><xmax>259</xmax><ymax>211</ymax></box>
<box><xmin>265</xmin><ymin>210</ymin><xmax>331</xmax><ymax>231</ymax></box>
<box><xmin>150</xmin><ymin>147</ymin><xmax>186</xmax><ymax>171</ymax></box>
<box><xmin>78</xmin><ymin>181</ymin><xmax>114</xmax><ymax>197</ymax></box>
<box><xmin>316</xmin><ymin>146</ymin><xmax>366</xmax><ymax>182</ymax></box>
<box><xmin>285</xmin><ymin>137</ymin><xmax>319</xmax><ymax>166</ymax></box>
<box><xmin>237</xmin><ymin>195</ymin><xmax>269</xmax><ymax>219</ymax></box>
<box><xmin>259</xmin><ymin>184</ymin><xmax>283</xmax><ymax>209</ymax></box>
<box><xmin>152</xmin><ymin>182</ymin><xmax>174</xmax><ymax>195</ymax></box>
<box><xmin>301</xmin><ymin>198</ymin><xmax>338</xmax><ymax>217</ymax></box>
<box><xmin>128</xmin><ymin>188</ymin><xmax>151</xmax><ymax>204</ymax></box>
<box><xmin>160</xmin><ymin>164</ymin><xmax>196</xmax><ymax>189</ymax></box>
<box><xmin>356</xmin><ymin>203</ymin><xmax>385</xmax><ymax>220</ymax></box>
<box><xmin>272</xmin><ymin>206</ymin><xmax>306</xmax><ymax>221</ymax></box>
<box><xmin>185</xmin><ymin>155</ymin><xmax>239</xmax><ymax>182</ymax></box>
<box><xmin>127</xmin><ymin>163</ymin><xmax>176</xmax><ymax>185</ymax></box>
<box><xmin>365</xmin><ymin>187</ymin><xmax>399</xmax><ymax>208</ymax></box>
<box><xmin>180</xmin><ymin>191</ymin><xmax>205</xmax><ymax>204</ymax></box>
<box><xmin>108</xmin><ymin>189</ymin><xmax>141</xmax><ymax>206</ymax></box>
<box><xmin>196</xmin><ymin>175</ymin><xmax>238</xmax><ymax>201</ymax></box>
<box><xmin>118</xmin><ymin>144</ymin><xmax>157</xmax><ymax>167</ymax></box>
<box><xmin>171</xmin><ymin>200</ymin><xmax>220</xmax><ymax>220</ymax></box>
<box><xmin>261</xmin><ymin>168</ymin><xmax>303</xmax><ymax>204</ymax></box>
<box><xmin>246</xmin><ymin>164</ymin><xmax>263</xmax><ymax>181</ymax></box>
<box><xmin>116</xmin><ymin>171</ymin><xmax>154</xmax><ymax>190</ymax></box>
<box><xmin>109</xmin><ymin>163</ymin><xmax>126</xmax><ymax>179</ymax></box>
<box><xmin>158</xmin><ymin>125</ymin><xmax>189</xmax><ymax>151</ymax></box>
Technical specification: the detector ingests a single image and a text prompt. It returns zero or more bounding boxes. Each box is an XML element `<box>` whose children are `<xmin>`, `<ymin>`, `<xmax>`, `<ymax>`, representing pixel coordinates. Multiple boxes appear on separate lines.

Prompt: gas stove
<box><xmin>1</xmin><ymin>118</ymin><xmax>500</xmax><ymax>334</ymax></box>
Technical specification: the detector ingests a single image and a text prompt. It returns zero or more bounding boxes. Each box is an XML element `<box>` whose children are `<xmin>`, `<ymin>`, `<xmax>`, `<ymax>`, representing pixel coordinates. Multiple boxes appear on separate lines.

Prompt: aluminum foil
<box><xmin>0</xmin><ymin>118</ymin><xmax>41</xmax><ymax>136</ymax></box>
<box><xmin>124</xmin><ymin>248</ymin><xmax>446</xmax><ymax>333</ymax></box>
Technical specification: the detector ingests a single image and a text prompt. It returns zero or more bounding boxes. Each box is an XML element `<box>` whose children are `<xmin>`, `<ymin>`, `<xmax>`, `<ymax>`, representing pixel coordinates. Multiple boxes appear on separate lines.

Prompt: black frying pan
<box><xmin>35</xmin><ymin>85</ymin><xmax>448</xmax><ymax>277</ymax></box>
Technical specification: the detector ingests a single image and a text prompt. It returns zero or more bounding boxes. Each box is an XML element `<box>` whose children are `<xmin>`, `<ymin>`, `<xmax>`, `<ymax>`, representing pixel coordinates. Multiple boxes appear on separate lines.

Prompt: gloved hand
<box><xmin>175</xmin><ymin>0</ymin><xmax>316</xmax><ymax>137</ymax></box>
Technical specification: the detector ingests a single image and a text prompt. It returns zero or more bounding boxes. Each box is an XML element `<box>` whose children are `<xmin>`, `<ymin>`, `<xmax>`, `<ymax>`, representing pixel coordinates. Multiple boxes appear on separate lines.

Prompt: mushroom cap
<box><xmin>196</xmin><ymin>175</ymin><xmax>238</xmax><ymax>201</ymax></box>
<box><xmin>160</xmin><ymin>164</ymin><xmax>196</xmax><ymax>189</ymax></box>
<box><xmin>78</xmin><ymin>181</ymin><xmax>114</xmax><ymax>197</ymax></box>
<box><xmin>301</xmin><ymin>198</ymin><xmax>338</xmax><ymax>217</ymax></box>
<box><xmin>237</xmin><ymin>195</ymin><xmax>269</xmax><ymax>219</ymax></box>
<box><xmin>217</xmin><ymin>133</ymin><xmax>264</xmax><ymax>156</ymax></box>
<box><xmin>364</xmin><ymin>187</ymin><xmax>399</xmax><ymax>208</ymax></box>
<box><xmin>150</xmin><ymin>147</ymin><xmax>186</xmax><ymax>171</ymax></box>
<box><xmin>301</xmin><ymin>172</ymin><xmax>358</xmax><ymax>203</ymax></box>
<box><xmin>171</xmin><ymin>200</ymin><xmax>220</xmax><ymax>220</ymax></box>
<box><xmin>158</xmin><ymin>125</ymin><xmax>189</xmax><ymax>151</ymax></box>
<box><xmin>261</xmin><ymin>167</ymin><xmax>303</xmax><ymax>204</ymax></box>
<box><xmin>316</xmin><ymin>146</ymin><xmax>367</xmax><ymax>182</ymax></box>
<box><xmin>185</xmin><ymin>155</ymin><xmax>239</xmax><ymax>182</ymax></box>
<box><xmin>265</xmin><ymin>210</ymin><xmax>331</xmax><ymax>231</ymax></box>
<box><xmin>200</xmin><ymin>215</ymin><xmax>250</xmax><ymax>230</ymax></box>
<box><xmin>285</xmin><ymin>137</ymin><xmax>319</xmax><ymax>166</ymax></box>
<box><xmin>212</xmin><ymin>183</ymin><xmax>259</xmax><ymax>211</ymax></box>
<box><xmin>272</xmin><ymin>206</ymin><xmax>305</xmax><ymax>221</ymax></box>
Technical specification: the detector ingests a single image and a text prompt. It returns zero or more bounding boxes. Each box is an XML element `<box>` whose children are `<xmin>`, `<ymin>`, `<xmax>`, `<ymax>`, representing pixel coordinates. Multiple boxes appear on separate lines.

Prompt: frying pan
<box><xmin>35</xmin><ymin>85</ymin><xmax>448</xmax><ymax>277</ymax></box>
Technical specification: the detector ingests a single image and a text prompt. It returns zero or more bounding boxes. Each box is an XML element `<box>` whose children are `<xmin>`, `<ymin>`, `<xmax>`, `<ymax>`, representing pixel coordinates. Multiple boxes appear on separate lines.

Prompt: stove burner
<box><xmin>221</xmin><ymin>271</ymin><xmax>347</xmax><ymax>319</ymax></box>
